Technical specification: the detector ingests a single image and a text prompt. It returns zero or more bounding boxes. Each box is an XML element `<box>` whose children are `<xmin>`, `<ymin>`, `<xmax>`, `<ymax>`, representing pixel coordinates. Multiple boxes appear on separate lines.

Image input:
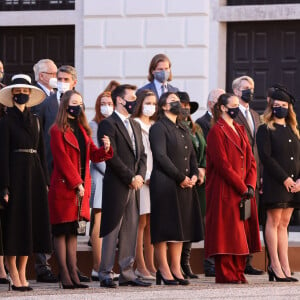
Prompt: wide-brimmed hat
<box><xmin>0</xmin><ymin>74</ymin><xmax>45</xmax><ymax>107</ymax></box>
<box><xmin>177</xmin><ymin>91</ymin><xmax>199</xmax><ymax>114</ymax></box>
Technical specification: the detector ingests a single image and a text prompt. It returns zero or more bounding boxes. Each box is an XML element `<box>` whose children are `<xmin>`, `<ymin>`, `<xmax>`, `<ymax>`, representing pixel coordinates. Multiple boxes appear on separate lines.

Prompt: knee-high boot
<box><xmin>180</xmin><ymin>242</ymin><xmax>198</xmax><ymax>279</ymax></box>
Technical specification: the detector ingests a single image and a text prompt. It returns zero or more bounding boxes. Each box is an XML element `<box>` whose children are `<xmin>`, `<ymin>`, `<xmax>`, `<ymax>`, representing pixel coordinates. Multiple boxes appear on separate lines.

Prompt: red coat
<box><xmin>205</xmin><ymin>118</ymin><xmax>261</xmax><ymax>257</ymax></box>
<box><xmin>48</xmin><ymin>124</ymin><xmax>113</xmax><ymax>224</ymax></box>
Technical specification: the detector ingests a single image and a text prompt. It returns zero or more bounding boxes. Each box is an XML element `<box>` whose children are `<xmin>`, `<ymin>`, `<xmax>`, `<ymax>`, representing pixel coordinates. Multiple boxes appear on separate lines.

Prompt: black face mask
<box><xmin>241</xmin><ymin>89</ymin><xmax>254</xmax><ymax>103</ymax></box>
<box><xmin>67</xmin><ymin>105</ymin><xmax>81</xmax><ymax>118</ymax></box>
<box><xmin>169</xmin><ymin>101</ymin><xmax>181</xmax><ymax>115</ymax></box>
<box><xmin>273</xmin><ymin>106</ymin><xmax>288</xmax><ymax>119</ymax></box>
<box><xmin>226</xmin><ymin>106</ymin><xmax>239</xmax><ymax>119</ymax></box>
<box><xmin>181</xmin><ymin>108</ymin><xmax>190</xmax><ymax>118</ymax></box>
<box><xmin>13</xmin><ymin>93</ymin><xmax>29</xmax><ymax>105</ymax></box>
<box><xmin>123</xmin><ymin>99</ymin><xmax>137</xmax><ymax>115</ymax></box>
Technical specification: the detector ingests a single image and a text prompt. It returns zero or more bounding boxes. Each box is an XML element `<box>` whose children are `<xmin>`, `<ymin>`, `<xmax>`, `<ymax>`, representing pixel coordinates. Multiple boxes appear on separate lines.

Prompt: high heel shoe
<box><xmin>0</xmin><ymin>277</ymin><xmax>9</xmax><ymax>284</ymax></box>
<box><xmin>59</xmin><ymin>281</ymin><xmax>75</xmax><ymax>289</ymax></box>
<box><xmin>71</xmin><ymin>279</ymin><xmax>89</xmax><ymax>289</ymax></box>
<box><xmin>282</xmin><ymin>269</ymin><xmax>299</xmax><ymax>282</ymax></box>
<box><xmin>156</xmin><ymin>270</ymin><xmax>178</xmax><ymax>285</ymax></box>
<box><xmin>7</xmin><ymin>276</ymin><xmax>27</xmax><ymax>292</ymax></box>
<box><xmin>267</xmin><ymin>266</ymin><xmax>292</xmax><ymax>282</ymax></box>
<box><xmin>171</xmin><ymin>272</ymin><xmax>190</xmax><ymax>285</ymax></box>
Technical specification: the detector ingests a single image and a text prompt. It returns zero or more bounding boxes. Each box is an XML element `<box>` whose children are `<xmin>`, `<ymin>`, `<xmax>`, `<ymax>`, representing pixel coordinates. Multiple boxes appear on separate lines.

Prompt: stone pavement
<box><xmin>0</xmin><ymin>273</ymin><xmax>299</xmax><ymax>300</ymax></box>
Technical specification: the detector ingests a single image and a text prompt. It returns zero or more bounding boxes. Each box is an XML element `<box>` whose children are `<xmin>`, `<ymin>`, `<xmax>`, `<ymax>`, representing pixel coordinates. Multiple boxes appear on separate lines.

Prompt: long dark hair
<box><xmin>55</xmin><ymin>90</ymin><xmax>92</xmax><ymax>136</ymax></box>
<box><xmin>131</xmin><ymin>89</ymin><xmax>158</xmax><ymax>121</ymax></box>
<box><xmin>212</xmin><ymin>93</ymin><xmax>235</xmax><ymax>124</ymax></box>
<box><xmin>157</xmin><ymin>91</ymin><xmax>178</xmax><ymax>119</ymax></box>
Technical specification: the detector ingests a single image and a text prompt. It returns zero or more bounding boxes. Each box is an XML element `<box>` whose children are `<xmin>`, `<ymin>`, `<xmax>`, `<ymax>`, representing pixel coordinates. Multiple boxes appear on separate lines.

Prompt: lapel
<box><xmin>48</xmin><ymin>94</ymin><xmax>59</xmax><ymax>114</ymax></box>
<box><xmin>236</xmin><ymin>109</ymin><xmax>253</xmax><ymax>139</ymax></box>
<box><xmin>112</xmin><ymin>112</ymin><xmax>135</xmax><ymax>155</ymax></box>
<box><xmin>149</xmin><ymin>82</ymin><xmax>159</xmax><ymax>100</ymax></box>
<box><xmin>63</xmin><ymin>123</ymin><xmax>89</xmax><ymax>152</ymax></box>
<box><xmin>218</xmin><ymin>118</ymin><xmax>244</xmax><ymax>155</ymax></box>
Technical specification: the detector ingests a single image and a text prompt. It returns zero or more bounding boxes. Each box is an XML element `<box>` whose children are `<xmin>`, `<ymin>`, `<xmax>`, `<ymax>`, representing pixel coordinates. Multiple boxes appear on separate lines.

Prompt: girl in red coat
<box><xmin>205</xmin><ymin>93</ymin><xmax>261</xmax><ymax>284</ymax></box>
<box><xmin>48</xmin><ymin>90</ymin><xmax>113</xmax><ymax>289</ymax></box>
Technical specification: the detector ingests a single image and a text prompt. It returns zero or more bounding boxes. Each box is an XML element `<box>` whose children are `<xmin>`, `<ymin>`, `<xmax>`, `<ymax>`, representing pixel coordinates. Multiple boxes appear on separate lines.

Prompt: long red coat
<box><xmin>48</xmin><ymin>123</ymin><xmax>113</xmax><ymax>224</ymax></box>
<box><xmin>205</xmin><ymin>118</ymin><xmax>261</xmax><ymax>258</ymax></box>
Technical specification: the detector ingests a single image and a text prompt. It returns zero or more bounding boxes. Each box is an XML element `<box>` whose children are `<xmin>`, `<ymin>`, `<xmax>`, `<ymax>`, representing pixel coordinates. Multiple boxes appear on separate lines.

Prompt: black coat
<box><xmin>149</xmin><ymin>116</ymin><xmax>203</xmax><ymax>243</ymax></box>
<box><xmin>97</xmin><ymin>112</ymin><xmax>147</xmax><ymax>237</ymax></box>
<box><xmin>0</xmin><ymin>106</ymin><xmax>51</xmax><ymax>255</ymax></box>
<box><xmin>256</xmin><ymin>123</ymin><xmax>300</xmax><ymax>208</ymax></box>
<box><xmin>196</xmin><ymin>111</ymin><xmax>212</xmax><ymax>140</ymax></box>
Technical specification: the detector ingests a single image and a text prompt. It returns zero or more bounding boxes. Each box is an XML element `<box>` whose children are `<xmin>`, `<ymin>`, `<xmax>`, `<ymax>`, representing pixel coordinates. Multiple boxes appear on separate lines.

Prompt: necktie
<box><xmin>161</xmin><ymin>84</ymin><xmax>167</xmax><ymax>96</ymax></box>
<box><xmin>124</xmin><ymin>118</ymin><xmax>136</xmax><ymax>156</ymax></box>
<box><xmin>245</xmin><ymin>108</ymin><xmax>254</xmax><ymax>136</ymax></box>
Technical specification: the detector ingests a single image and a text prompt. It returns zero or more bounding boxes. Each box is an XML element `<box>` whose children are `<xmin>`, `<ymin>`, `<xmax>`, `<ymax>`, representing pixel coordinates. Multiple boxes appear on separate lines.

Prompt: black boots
<box><xmin>181</xmin><ymin>242</ymin><xmax>198</xmax><ymax>279</ymax></box>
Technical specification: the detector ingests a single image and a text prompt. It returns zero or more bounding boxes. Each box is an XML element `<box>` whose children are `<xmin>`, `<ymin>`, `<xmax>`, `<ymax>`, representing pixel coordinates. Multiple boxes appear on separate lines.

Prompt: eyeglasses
<box><xmin>41</xmin><ymin>72</ymin><xmax>56</xmax><ymax>76</ymax></box>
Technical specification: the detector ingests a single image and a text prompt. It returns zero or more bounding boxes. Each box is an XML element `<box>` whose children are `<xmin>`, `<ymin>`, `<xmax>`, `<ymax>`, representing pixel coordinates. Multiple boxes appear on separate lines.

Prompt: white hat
<box><xmin>0</xmin><ymin>74</ymin><xmax>46</xmax><ymax>107</ymax></box>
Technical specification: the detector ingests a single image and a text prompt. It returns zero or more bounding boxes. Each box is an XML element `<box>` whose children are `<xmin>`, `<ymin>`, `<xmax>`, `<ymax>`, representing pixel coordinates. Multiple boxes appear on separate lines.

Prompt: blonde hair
<box><xmin>262</xmin><ymin>98</ymin><xmax>299</xmax><ymax>139</ymax></box>
<box><xmin>232</xmin><ymin>75</ymin><xmax>254</xmax><ymax>91</ymax></box>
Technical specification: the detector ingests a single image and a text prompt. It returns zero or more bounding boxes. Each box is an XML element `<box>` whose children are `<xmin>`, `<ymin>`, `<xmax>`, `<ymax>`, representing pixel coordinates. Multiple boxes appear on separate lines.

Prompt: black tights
<box><xmin>53</xmin><ymin>234</ymin><xmax>80</xmax><ymax>285</ymax></box>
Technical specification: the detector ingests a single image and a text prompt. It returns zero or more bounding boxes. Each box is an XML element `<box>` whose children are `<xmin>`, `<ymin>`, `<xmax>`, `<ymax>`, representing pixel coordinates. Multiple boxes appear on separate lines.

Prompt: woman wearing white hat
<box><xmin>0</xmin><ymin>74</ymin><xmax>51</xmax><ymax>291</ymax></box>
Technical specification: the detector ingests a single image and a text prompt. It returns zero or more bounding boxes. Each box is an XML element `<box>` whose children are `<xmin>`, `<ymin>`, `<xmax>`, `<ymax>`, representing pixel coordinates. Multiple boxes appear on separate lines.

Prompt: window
<box><xmin>0</xmin><ymin>0</ymin><xmax>75</xmax><ymax>10</ymax></box>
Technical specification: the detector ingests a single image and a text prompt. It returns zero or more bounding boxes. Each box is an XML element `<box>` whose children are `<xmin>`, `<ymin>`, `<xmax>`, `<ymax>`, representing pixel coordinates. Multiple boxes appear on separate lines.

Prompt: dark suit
<box><xmin>137</xmin><ymin>81</ymin><xmax>178</xmax><ymax>100</ymax></box>
<box><xmin>97</xmin><ymin>112</ymin><xmax>146</xmax><ymax>282</ymax></box>
<box><xmin>196</xmin><ymin>111</ymin><xmax>212</xmax><ymax>140</ymax></box>
<box><xmin>31</xmin><ymin>93</ymin><xmax>59</xmax><ymax>175</ymax></box>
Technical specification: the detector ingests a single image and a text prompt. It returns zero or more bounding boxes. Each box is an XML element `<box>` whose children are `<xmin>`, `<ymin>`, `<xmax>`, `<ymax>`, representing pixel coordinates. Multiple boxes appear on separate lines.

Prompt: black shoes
<box><xmin>181</xmin><ymin>264</ymin><xmax>198</xmax><ymax>279</ymax></box>
<box><xmin>204</xmin><ymin>268</ymin><xmax>216</xmax><ymax>277</ymax></box>
<box><xmin>244</xmin><ymin>265</ymin><xmax>264</xmax><ymax>275</ymax></box>
<box><xmin>171</xmin><ymin>272</ymin><xmax>190</xmax><ymax>285</ymax></box>
<box><xmin>36</xmin><ymin>271</ymin><xmax>59</xmax><ymax>283</ymax></box>
<box><xmin>267</xmin><ymin>266</ymin><xmax>292</xmax><ymax>282</ymax></box>
<box><xmin>156</xmin><ymin>270</ymin><xmax>178</xmax><ymax>285</ymax></box>
<box><xmin>0</xmin><ymin>277</ymin><xmax>9</xmax><ymax>284</ymax></box>
<box><xmin>77</xmin><ymin>271</ymin><xmax>90</xmax><ymax>282</ymax></box>
<box><xmin>100</xmin><ymin>278</ymin><xmax>117</xmax><ymax>288</ymax></box>
<box><xmin>119</xmin><ymin>278</ymin><xmax>152</xmax><ymax>287</ymax></box>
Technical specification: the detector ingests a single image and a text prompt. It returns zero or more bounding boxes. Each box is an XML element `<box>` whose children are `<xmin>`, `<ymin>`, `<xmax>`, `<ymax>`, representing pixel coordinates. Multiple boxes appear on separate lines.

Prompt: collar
<box><xmin>154</xmin><ymin>79</ymin><xmax>167</xmax><ymax>91</ymax></box>
<box><xmin>37</xmin><ymin>82</ymin><xmax>51</xmax><ymax>96</ymax></box>
<box><xmin>239</xmin><ymin>103</ymin><xmax>249</xmax><ymax>116</ymax></box>
<box><xmin>207</xmin><ymin>111</ymin><xmax>212</xmax><ymax>117</ymax></box>
<box><xmin>114</xmin><ymin>110</ymin><xmax>129</xmax><ymax>123</ymax></box>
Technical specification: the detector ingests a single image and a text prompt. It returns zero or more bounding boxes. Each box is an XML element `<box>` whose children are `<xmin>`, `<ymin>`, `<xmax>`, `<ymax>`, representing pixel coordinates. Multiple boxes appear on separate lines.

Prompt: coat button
<box><xmin>241</xmin><ymin>156</ymin><xmax>243</xmax><ymax>159</ymax></box>
<box><xmin>184</xmin><ymin>157</ymin><xmax>187</xmax><ymax>160</ymax></box>
<box><xmin>181</xmin><ymin>134</ymin><xmax>185</xmax><ymax>138</ymax></box>
<box><xmin>291</xmin><ymin>157</ymin><xmax>294</xmax><ymax>160</ymax></box>
<box><xmin>185</xmin><ymin>168</ymin><xmax>189</xmax><ymax>172</ymax></box>
<box><xmin>176</xmin><ymin>125</ymin><xmax>179</xmax><ymax>128</ymax></box>
<box><xmin>185</xmin><ymin>146</ymin><xmax>188</xmax><ymax>149</ymax></box>
<box><xmin>289</xmin><ymin>139</ymin><xmax>292</xmax><ymax>142</ymax></box>
<box><xmin>291</xmin><ymin>174</ymin><xmax>294</xmax><ymax>178</ymax></box>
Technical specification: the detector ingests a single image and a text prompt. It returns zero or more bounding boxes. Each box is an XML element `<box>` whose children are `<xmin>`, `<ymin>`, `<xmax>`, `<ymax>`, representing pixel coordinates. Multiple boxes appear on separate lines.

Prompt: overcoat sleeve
<box><xmin>97</xmin><ymin>119</ymin><xmax>135</xmax><ymax>185</ymax></box>
<box><xmin>207</xmin><ymin>126</ymin><xmax>248</xmax><ymax>195</ymax></box>
<box><xmin>89</xmin><ymin>137</ymin><xmax>113</xmax><ymax>163</ymax></box>
<box><xmin>149</xmin><ymin>122</ymin><xmax>186</xmax><ymax>184</ymax></box>
<box><xmin>0</xmin><ymin>117</ymin><xmax>10</xmax><ymax>192</ymax></box>
<box><xmin>256</xmin><ymin>124</ymin><xmax>289</xmax><ymax>183</ymax></box>
<box><xmin>50</xmin><ymin>126</ymin><xmax>83</xmax><ymax>189</ymax></box>
<box><xmin>133</xmin><ymin>121</ymin><xmax>147</xmax><ymax>180</ymax></box>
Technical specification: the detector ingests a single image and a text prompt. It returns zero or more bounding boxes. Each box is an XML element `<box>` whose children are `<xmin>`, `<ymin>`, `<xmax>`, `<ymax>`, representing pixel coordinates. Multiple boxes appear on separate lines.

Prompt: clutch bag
<box><xmin>240</xmin><ymin>198</ymin><xmax>251</xmax><ymax>220</ymax></box>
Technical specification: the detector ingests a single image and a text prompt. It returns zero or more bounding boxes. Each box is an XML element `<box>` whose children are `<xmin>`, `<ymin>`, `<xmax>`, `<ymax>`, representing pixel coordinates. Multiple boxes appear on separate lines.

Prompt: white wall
<box><xmin>83</xmin><ymin>0</ymin><xmax>210</xmax><ymax>120</ymax></box>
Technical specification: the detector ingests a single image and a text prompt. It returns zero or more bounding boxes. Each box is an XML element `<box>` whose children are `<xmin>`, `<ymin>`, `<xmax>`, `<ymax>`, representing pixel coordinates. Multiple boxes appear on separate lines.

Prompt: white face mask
<box><xmin>101</xmin><ymin>105</ymin><xmax>114</xmax><ymax>117</ymax></box>
<box><xmin>49</xmin><ymin>77</ymin><xmax>57</xmax><ymax>89</ymax></box>
<box><xmin>143</xmin><ymin>104</ymin><xmax>156</xmax><ymax>117</ymax></box>
<box><xmin>57</xmin><ymin>81</ymin><xmax>70</xmax><ymax>94</ymax></box>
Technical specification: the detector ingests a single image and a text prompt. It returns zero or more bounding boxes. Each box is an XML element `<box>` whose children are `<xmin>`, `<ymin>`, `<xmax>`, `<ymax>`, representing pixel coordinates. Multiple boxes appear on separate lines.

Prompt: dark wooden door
<box><xmin>228</xmin><ymin>0</ymin><xmax>300</xmax><ymax>5</ymax></box>
<box><xmin>226</xmin><ymin>21</ymin><xmax>300</xmax><ymax>117</ymax></box>
<box><xmin>0</xmin><ymin>25</ymin><xmax>74</xmax><ymax>84</ymax></box>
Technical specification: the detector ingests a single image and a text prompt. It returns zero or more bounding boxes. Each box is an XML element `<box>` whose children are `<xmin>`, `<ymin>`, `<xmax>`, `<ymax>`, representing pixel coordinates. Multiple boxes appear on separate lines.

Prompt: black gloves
<box><xmin>242</xmin><ymin>185</ymin><xmax>255</xmax><ymax>199</ymax></box>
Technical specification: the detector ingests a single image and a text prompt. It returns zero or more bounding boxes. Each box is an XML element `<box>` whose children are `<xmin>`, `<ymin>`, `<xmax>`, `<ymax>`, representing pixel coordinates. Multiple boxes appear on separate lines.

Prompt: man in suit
<box><xmin>137</xmin><ymin>53</ymin><xmax>178</xmax><ymax>100</ymax></box>
<box><xmin>196</xmin><ymin>88</ymin><xmax>225</xmax><ymax>140</ymax></box>
<box><xmin>232</xmin><ymin>75</ymin><xmax>264</xmax><ymax>276</ymax></box>
<box><xmin>33</xmin><ymin>59</ymin><xmax>57</xmax><ymax>97</ymax></box>
<box><xmin>31</xmin><ymin>65</ymin><xmax>80</xmax><ymax>283</ymax></box>
<box><xmin>97</xmin><ymin>84</ymin><xmax>151</xmax><ymax>288</ymax></box>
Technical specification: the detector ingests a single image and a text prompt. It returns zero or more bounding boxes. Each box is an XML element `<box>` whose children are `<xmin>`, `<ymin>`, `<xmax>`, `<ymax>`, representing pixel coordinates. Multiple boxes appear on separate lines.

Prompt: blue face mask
<box><xmin>273</xmin><ymin>106</ymin><xmax>288</xmax><ymax>119</ymax></box>
<box><xmin>153</xmin><ymin>70</ymin><xmax>170</xmax><ymax>83</ymax></box>
<box><xmin>67</xmin><ymin>105</ymin><xmax>81</xmax><ymax>118</ymax></box>
<box><xmin>13</xmin><ymin>93</ymin><xmax>29</xmax><ymax>105</ymax></box>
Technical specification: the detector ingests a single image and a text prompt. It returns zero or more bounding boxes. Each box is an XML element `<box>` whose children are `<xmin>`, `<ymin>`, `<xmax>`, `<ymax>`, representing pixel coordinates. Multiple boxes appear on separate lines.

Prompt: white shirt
<box><xmin>154</xmin><ymin>79</ymin><xmax>167</xmax><ymax>99</ymax></box>
<box><xmin>37</xmin><ymin>82</ymin><xmax>52</xmax><ymax>97</ymax></box>
<box><xmin>239</xmin><ymin>104</ymin><xmax>254</xmax><ymax>131</ymax></box>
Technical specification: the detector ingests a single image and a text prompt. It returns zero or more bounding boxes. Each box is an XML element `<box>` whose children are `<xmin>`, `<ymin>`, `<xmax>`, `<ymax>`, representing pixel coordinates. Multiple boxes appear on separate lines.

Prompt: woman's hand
<box><xmin>190</xmin><ymin>175</ymin><xmax>198</xmax><ymax>186</ymax></box>
<box><xmin>3</xmin><ymin>194</ymin><xmax>8</xmax><ymax>203</ymax></box>
<box><xmin>77</xmin><ymin>184</ymin><xmax>85</xmax><ymax>197</ymax></box>
<box><xmin>283</xmin><ymin>177</ymin><xmax>296</xmax><ymax>192</ymax></box>
<box><xmin>180</xmin><ymin>176</ymin><xmax>192</xmax><ymax>189</ymax></box>
<box><xmin>198</xmin><ymin>168</ymin><xmax>206</xmax><ymax>185</ymax></box>
<box><xmin>290</xmin><ymin>178</ymin><xmax>300</xmax><ymax>193</ymax></box>
<box><xmin>102</xmin><ymin>135</ymin><xmax>111</xmax><ymax>153</ymax></box>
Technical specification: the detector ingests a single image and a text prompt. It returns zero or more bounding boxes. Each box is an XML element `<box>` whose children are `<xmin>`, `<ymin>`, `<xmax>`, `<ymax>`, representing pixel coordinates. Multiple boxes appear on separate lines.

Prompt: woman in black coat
<box><xmin>256</xmin><ymin>85</ymin><xmax>300</xmax><ymax>282</ymax></box>
<box><xmin>149</xmin><ymin>92</ymin><xmax>203</xmax><ymax>286</ymax></box>
<box><xmin>0</xmin><ymin>74</ymin><xmax>51</xmax><ymax>291</ymax></box>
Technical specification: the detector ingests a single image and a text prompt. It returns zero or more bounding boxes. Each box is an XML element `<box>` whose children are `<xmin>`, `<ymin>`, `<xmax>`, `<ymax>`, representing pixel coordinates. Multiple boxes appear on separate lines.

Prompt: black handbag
<box><xmin>240</xmin><ymin>198</ymin><xmax>251</xmax><ymax>220</ymax></box>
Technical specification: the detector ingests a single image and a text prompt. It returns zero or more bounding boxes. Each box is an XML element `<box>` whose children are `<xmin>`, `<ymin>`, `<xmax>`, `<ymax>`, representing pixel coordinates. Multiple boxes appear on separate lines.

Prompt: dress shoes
<box><xmin>119</xmin><ymin>278</ymin><xmax>152</xmax><ymax>287</ymax></box>
<box><xmin>36</xmin><ymin>271</ymin><xmax>59</xmax><ymax>283</ymax></box>
<box><xmin>244</xmin><ymin>265</ymin><xmax>264</xmax><ymax>275</ymax></box>
<box><xmin>100</xmin><ymin>278</ymin><xmax>117</xmax><ymax>288</ymax></box>
<box><xmin>204</xmin><ymin>268</ymin><xmax>216</xmax><ymax>277</ymax></box>
<box><xmin>77</xmin><ymin>271</ymin><xmax>91</xmax><ymax>282</ymax></box>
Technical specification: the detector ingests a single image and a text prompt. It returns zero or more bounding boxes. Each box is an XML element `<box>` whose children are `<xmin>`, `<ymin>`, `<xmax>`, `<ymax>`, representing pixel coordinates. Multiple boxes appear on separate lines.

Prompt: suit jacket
<box><xmin>235</xmin><ymin>108</ymin><xmax>261</xmax><ymax>188</ymax></box>
<box><xmin>31</xmin><ymin>93</ymin><xmax>59</xmax><ymax>175</ymax></box>
<box><xmin>196</xmin><ymin>111</ymin><xmax>212</xmax><ymax>140</ymax></box>
<box><xmin>97</xmin><ymin>112</ymin><xmax>147</xmax><ymax>237</ymax></box>
<box><xmin>137</xmin><ymin>81</ymin><xmax>179</xmax><ymax>100</ymax></box>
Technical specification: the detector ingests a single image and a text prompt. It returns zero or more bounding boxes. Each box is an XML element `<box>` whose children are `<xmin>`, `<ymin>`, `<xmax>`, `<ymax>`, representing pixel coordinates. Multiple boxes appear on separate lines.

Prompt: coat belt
<box><xmin>14</xmin><ymin>148</ymin><xmax>37</xmax><ymax>154</ymax></box>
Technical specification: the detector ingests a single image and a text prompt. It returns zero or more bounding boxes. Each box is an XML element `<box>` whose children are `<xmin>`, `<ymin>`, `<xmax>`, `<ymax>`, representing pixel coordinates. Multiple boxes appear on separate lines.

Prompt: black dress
<box><xmin>149</xmin><ymin>116</ymin><xmax>203</xmax><ymax>243</ymax></box>
<box><xmin>0</xmin><ymin>106</ymin><xmax>51</xmax><ymax>256</ymax></box>
<box><xmin>52</xmin><ymin>118</ymin><xmax>86</xmax><ymax>236</ymax></box>
<box><xmin>256</xmin><ymin>123</ymin><xmax>300</xmax><ymax>209</ymax></box>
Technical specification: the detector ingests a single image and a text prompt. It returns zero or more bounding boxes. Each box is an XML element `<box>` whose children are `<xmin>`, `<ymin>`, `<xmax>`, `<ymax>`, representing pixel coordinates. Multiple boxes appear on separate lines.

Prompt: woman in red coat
<box><xmin>48</xmin><ymin>90</ymin><xmax>113</xmax><ymax>289</ymax></box>
<box><xmin>205</xmin><ymin>93</ymin><xmax>261</xmax><ymax>284</ymax></box>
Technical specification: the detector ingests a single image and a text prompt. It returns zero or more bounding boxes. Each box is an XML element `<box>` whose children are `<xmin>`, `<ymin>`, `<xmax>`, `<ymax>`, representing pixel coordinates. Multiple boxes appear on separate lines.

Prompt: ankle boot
<box><xmin>181</xmin><ymin>242</ymin><xmax>198</xmax><ymax>279</ymax></box>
